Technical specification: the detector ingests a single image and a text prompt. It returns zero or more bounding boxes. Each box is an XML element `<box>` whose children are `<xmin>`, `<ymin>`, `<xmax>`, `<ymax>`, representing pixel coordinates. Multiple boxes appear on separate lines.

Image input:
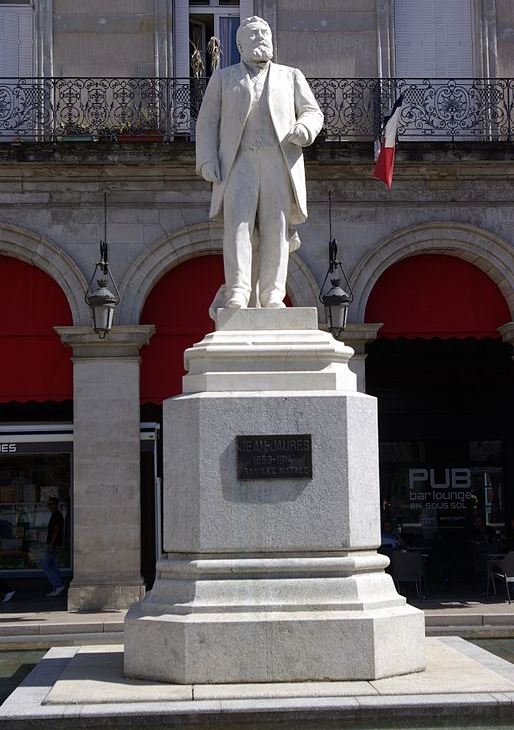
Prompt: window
<box><xmin>189</xmin><ymin>1</ymin><xmax>240</xmax><ymax>75</ymax></box>
<box><xmin>0</xmin><ymin>452</ymin><xmax>72</xmax><ymax>573</ymax></box>
<box><xmin>190</xmin><ymin>14</ymin><xmax>240</xmax><ymax>74</ymax></box>
<box><xmin>174</xmin><ymin>0</ymin><xmax>253</xmax><ymax>78</ymax></box>
<box><xmin>394</xmin><ymin>0</ymin><xmax>474</xmax><ymax>77</ymax></box>
<box><xmin>0</xmin><ymin>3</ymin><xmax>33</xmax><ymax>76</ymax></box>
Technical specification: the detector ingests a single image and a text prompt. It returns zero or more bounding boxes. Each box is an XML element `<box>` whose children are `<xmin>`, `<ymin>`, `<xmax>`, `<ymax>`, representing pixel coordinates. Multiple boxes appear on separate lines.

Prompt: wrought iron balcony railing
<box><xmin>0</xmin><ymin>77</ymin><xmax>512</xmax><ymax>143</ymax></box>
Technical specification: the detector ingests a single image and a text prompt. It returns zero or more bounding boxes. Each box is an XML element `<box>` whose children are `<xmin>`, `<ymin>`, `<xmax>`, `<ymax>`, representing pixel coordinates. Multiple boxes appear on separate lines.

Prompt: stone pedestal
<box><xmin>57</xmin><ymin>325</ymin><xmax>155</xmax><ymax>612</ymax></box>
<box><xmin>124</xmin><ymin>309</ymin><xmax>424</xmax><ymax>682</ymax></box>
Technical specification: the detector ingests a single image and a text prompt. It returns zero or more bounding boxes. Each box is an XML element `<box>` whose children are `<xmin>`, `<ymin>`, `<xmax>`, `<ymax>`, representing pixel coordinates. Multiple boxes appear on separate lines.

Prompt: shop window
<box><xmin>469</xmin><ymin>441</ymin><xmax>503</xmax><ymax>465</ymax></box>
<box><xmin>0</xmin><ymin>451</ymin><xmax>71</xmax><ymax>573</ymax></box>
<box><xmin>381</xmin><ymin>441</ymin><xmax>504</xmax><ymax>533</ymax></box>
<box><xmin>380</xmin><ymin>441</ymin><xmax>425</xmax><ymax>464</ymax></box>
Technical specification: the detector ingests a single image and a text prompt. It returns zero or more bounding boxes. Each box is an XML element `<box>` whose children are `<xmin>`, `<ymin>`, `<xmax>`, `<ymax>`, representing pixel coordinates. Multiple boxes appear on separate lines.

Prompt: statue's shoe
<box><xmin>225</xmin><ymin>296</ymin><xmax>248</xmax><ymax>309</ymax></box>
<box><xmin>262</xmin><ymin>300</ymin><xmax>286</xmax><ymax>309</ymax></box>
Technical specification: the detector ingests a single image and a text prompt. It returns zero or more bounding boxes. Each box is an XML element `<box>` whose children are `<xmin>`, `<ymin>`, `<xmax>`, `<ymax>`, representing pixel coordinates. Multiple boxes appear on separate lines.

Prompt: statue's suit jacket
<box><xmin>195</xmin><ymin>61</ymin><xmax>323</xmax><ymax>228</ymax></box>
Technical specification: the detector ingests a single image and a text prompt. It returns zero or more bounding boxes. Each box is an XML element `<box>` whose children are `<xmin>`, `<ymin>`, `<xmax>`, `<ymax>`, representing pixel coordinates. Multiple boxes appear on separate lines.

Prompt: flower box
<box><xmin>60</xmin><ymin>134</ymin><xmax>96</xmax><ymax>142</ymax></box>
<box><xmin>116</xmin><ymin>131</ymin><xmax>165</xmax><ymax>143</ymax></box>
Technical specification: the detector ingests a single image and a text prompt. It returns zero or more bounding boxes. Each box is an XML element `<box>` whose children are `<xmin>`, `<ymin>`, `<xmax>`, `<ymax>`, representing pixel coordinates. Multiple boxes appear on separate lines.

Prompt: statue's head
<box><xmin>236</xmin><ymin>16</ymin><xmax>273</xmax><ymax>64</ymax></box>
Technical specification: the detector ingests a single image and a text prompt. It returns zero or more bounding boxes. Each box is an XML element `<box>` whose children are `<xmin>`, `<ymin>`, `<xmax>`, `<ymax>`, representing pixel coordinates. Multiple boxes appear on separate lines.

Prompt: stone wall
<box><xmin>1</xmin><ymin>139</ymin><xmax>513</xmax><ymax>612</ymax></box>
<box><xmin>275</xmin><ymin>0</ymin><xmax>378</xmax><ymax>77</ymax></box>
<box><xmin>0</xmin><ymin>143</ymin><xmax>513</xmax><ymax>324</ymax></box>
<box><xmin>43</xmin><ymin>1</ymin><xmax>514</xmax><ymax>82</ymax></box>
<box><xmin>52</xmin><ymin>0</ymin><xmax>155</xmax><ymax>77</ymax></box>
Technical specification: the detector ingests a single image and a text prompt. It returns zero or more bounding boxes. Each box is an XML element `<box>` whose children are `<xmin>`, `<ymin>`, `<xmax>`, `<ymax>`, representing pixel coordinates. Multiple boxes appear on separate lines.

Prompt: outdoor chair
<box><xmin>390</xmin><ymin>550</ymin><xmax>425</xmax><ymax>599</ymax></box>
<box><xmin>490</xmin><ymin>551</ymin><xmax>514</xmax><ymax>604</ymax></box>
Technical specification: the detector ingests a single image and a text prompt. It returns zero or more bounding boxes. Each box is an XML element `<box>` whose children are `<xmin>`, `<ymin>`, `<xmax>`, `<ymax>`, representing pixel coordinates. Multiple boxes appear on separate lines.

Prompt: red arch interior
<box><xmin>365</xmin><ymin>254</ymin><xmax>510</xmax><ymax>339</ymax></box>
<box><xmin>140</xmin><ymin>254</ymin><xmax>291</xmax><ymax>403</ymax></box>
<box><xmin>140</xmin><ymin>255</ymin><xmax>225</xmax><ymax>403</ymax></box>
<box><xmin>0</xmin><ymin>256</ymin><xmax>73</xmax><ymax>402</ymax></box>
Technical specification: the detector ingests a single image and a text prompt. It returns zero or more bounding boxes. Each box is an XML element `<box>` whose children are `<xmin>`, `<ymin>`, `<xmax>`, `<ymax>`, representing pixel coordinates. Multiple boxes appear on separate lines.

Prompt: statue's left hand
<box><xmin>200</xmin><ymin>160</ymin><xmax>221</xmax><ymax>183</ymax></box>
<box><xmin>287</xmin><ymin>123</ymin><xmax>310</xmax><ymax>146</ymax></box>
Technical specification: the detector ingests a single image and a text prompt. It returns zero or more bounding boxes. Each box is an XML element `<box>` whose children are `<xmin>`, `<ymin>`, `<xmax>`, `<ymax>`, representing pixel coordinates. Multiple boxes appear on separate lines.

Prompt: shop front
<box><xmin>365</xmin><ymin>254</ymin><xmax>514</xmax><ymax>594</ymax></box>
<box><xmin>378</xmin><ymin>435</ymin><xmax>508</xmax><ymax>589</ymax></box>
<box><xmin>0</xmin><ymin>425</ymin><xmax>72</xmax><ymax>577</ymax></box>
<box><xmin>384</xmin><ymin>449</ymin><xmax>504</xmax><ymax>538</ymax></box>
<box><xmin>0</xmin><ymin>423</ymin><xmax>160</xmax><ymax>587</ymax></box>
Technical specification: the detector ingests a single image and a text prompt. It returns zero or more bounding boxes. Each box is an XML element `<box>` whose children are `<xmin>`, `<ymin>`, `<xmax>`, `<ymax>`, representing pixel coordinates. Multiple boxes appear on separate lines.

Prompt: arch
<box><xmin>365</xmin><ymin>254</ymin><xmax>510</xmax><ymax>338</ymax></box>
<box><xmin>0</xmin><ymin>223</ymin><xmax>89</xmax><ymax>325</ymax></box>
<box><xmin>0</xmin><ymin>256</ymin><xmax>73</xmax><ymax>401</ymax></box>
<box><xmin>140</xmin><ymin>255</ymin><xmax>225</xmax><ymax>402</ymax></box>
<box><xmin>350</xmin><ymin>222</ymin><xmax>514</xmax><ymax>323</ymax></box>
<box><xmin>140</xmin><ymin>254</ymin><xmax>299</xmax><ymax>402</ymax></box>
<box><xmin>118</xmin><ymin>221</ymin><xmax>324</xmax><ymax>323</ymax></box>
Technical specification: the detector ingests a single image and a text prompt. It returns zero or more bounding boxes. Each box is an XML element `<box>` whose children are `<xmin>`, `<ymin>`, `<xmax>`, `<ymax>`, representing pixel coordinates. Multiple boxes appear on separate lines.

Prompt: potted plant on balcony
<box><xmin>97</xmin><ymin>126</ymin><xmax>118</xmax><ymax>143</ymax></box>
<box><xmin>56</xmin><ymin>122</ymin><xmax>96</xmax><ymax>142</ymax></box>
<box><xmin>115</xmin><ymin>111</ymin><xmax>164</xmax><ymax>143</ymax></box>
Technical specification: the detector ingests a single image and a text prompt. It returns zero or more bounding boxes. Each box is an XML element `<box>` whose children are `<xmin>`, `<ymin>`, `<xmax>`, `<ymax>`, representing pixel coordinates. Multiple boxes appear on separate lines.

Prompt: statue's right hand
<box><xmin>201</xmin><ymin>161</ymin><xmax>221</xmax><ymax>183</ymax></box>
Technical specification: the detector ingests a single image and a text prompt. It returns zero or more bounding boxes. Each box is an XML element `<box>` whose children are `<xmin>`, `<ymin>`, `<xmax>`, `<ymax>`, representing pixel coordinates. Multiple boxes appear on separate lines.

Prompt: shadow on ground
<box><xmin>0</xmin><ymin>578</ymin><xmax>67</xmax><ymax>615</ymax></box>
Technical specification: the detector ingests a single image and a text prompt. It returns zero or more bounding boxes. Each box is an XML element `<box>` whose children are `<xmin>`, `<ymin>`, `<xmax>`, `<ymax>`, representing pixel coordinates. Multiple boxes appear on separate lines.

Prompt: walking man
<box><xmin>42</xmin><ymin>497</ymin><xmax>65</xmax><ymax>597</ymax></box>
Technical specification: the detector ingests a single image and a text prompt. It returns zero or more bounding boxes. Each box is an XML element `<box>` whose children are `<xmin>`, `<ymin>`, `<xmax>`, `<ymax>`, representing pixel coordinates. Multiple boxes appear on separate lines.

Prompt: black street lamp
<box><xmin>319</xmin><ymin>193</ymin><xmax>353</xmax><ymax>338</ymax></box>
<box><xmin>85</xmin><ymin>194</ymin><xmax>120</xmax><ymax>339</ymax></box>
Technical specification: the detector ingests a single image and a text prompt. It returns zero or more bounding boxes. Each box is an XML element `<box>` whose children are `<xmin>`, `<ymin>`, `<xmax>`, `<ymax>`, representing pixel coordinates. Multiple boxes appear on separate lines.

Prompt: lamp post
<box><xmin>319</xmin><ymin>193</ymin><xmax>353</xmax><ymax>338</ymax></box>
<box><xmin>85</xmin><ymin>194</ymin><xmax>120</xmax><ymax>339</ymax></box>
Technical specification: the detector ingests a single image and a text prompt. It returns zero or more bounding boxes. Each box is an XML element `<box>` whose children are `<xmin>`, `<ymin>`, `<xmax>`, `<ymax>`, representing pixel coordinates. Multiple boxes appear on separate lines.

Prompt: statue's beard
<box><xmin>247</xmin><ymin>44</ymin><xmax>273</xmax><ymax>62</ymax></box>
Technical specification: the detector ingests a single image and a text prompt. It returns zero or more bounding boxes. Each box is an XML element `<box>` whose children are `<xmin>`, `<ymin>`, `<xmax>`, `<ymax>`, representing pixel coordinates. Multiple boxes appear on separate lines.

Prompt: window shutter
<box><xmin>0</xmin><ymin>6</ymin><xmax>33</xmax><ymax>77</ymax></box>
<box><xmin>174</xmin><ymin>0</ymin><xmax>191</xmax><ymax>78</ymax></box>
<box><xmin>0</xmin><ymin>13</ymin><xmax>4</xmax><ymax>75</ymax></box>
<box><xmin>17</xmin><ymin>6</ymin><xmax>33</xmax><ymax>77</ymax></box>
<box><xmin>0</xmin><ymin>10</ymin><xmax>19</xmax><ymax>76</ymax></box>
<box><xmin>395</xmin><ymin>0</ymin><xmax>473</xmax><ymax>77</ymax></box>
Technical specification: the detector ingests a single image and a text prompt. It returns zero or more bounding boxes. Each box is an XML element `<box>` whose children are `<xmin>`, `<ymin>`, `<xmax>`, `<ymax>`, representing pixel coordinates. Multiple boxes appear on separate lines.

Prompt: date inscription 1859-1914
<box><xmin>237</xmin><ymin>434</ymin><xmax>312</xmax><ymax>480</ymax></box>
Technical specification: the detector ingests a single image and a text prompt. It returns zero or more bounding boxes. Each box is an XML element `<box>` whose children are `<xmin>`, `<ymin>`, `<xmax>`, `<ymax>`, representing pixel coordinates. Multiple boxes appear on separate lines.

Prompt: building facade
<box><xmin>0</xmin><ymin>0</ymin><xmax>513</xmax><ymax>609</ymax></box>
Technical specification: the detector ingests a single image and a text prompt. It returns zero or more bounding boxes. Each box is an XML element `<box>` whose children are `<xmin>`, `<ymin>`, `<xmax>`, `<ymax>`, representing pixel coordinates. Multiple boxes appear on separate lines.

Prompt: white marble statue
<box><xmin>196</xmin><ymin>16</ymin><xmax>323</xmax><ymax>310</ymax></box>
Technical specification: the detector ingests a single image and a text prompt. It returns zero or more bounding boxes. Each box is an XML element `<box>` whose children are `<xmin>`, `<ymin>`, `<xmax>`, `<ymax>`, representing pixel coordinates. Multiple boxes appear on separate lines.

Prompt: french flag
<box><xmin>373</xmin><ymin>94</ymin><xmax>404</xmax><ymax>190</ymax></box>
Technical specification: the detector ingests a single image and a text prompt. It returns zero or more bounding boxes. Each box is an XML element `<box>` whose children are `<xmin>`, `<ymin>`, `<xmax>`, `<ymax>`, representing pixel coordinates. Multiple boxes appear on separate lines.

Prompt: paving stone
<box><xmin>39</xmin><ymin>622</ymin><xmax>99</xmax><ymax>635</ymax></box>
<box><xmin>5</xmin><ymin>637</ymin><xmax>514</xmax><ymax>726</ymax></box>
<box><xmin>370</xmin><ymin>638</ymin><xmax>514</xmax><ymax>695</ymax></box>
<box><xmin>194</xmin><ymin>680</ymin><xmax>376</xmax><ymax>700</ymax></box>
<box><xmin>45</xmin><ymin>646</ymin><xmax>193</xmax><ymax>705</ymax></box>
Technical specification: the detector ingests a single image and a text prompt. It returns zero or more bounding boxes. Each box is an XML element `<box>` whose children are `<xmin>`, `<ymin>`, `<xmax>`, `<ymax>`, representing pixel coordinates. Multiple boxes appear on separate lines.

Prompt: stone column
<box><xmin>341</xmin><ymin>323</ymin><xmax>383</xmax><ymax>393</ymax></box>
<box><xmin>56</xmin><ymin>325</ymin><xmax>155</xmax><ymax>612</ymax></box>
<box><xmin>499</xmin><ymin>322</ymin><xmax>514</xmax><ymax>357</ymax></box>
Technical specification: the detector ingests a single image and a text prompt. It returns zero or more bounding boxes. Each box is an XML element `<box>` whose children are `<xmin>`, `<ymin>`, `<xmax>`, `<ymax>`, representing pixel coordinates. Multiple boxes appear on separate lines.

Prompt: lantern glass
<box><xmin>325</xmin><ymin>302</ymin><xmax>349</xmax><ymax>338</ymax></box>
<box><xmin>92</xmin><ymin>301</ymin><xmax>115</xmax><ymax>338</ymax></box>
<box><xmin>85</xmin><ymin>275</ymin><xmax>119</xmax><ymax>339</ymax></box>
<box><xmin>330</xmin><ymin>303</ymin><xmax>346</xmax><ymax>331</ymax></box>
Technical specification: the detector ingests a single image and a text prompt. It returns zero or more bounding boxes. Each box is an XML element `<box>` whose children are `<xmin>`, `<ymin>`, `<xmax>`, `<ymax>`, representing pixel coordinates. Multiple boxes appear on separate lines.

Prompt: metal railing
<box><xmin>0</xmin><ymin>76</ymin><xmax>512</xmax><ymax>142</ymax></box>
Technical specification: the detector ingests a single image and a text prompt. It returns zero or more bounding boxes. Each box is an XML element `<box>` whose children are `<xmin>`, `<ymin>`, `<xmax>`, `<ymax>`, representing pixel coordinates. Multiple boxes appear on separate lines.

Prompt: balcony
<box><xmin>0</xmin><ymin>77</ymin><xmax>512</xmax><ymax>143</ymax></box>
